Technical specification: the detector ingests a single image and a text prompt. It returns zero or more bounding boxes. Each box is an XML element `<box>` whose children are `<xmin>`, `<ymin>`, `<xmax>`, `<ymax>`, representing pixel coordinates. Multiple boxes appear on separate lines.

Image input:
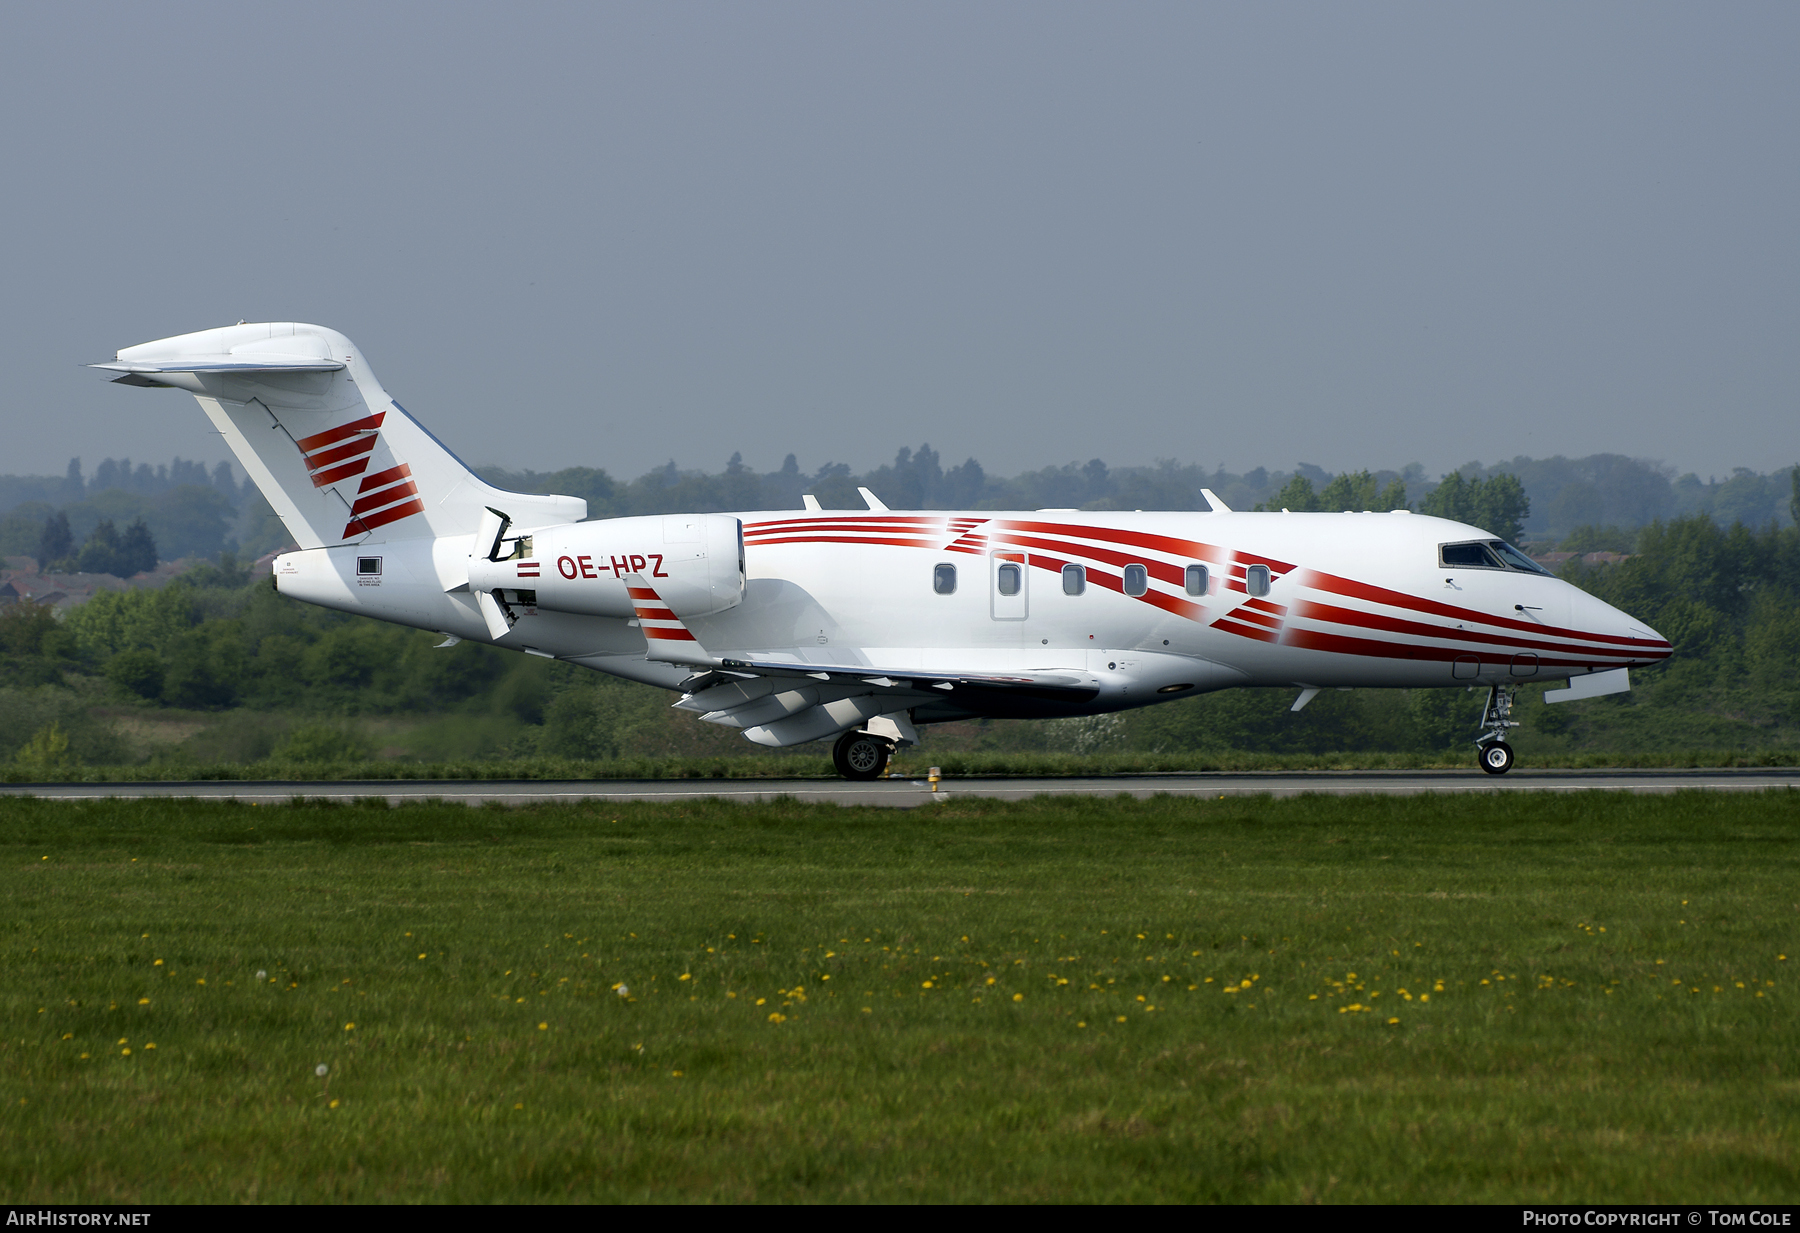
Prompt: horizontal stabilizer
<box><xmin>92</xmin><ymin>358</ymin><xmax>345</xmax><ymax>376</ymax></box>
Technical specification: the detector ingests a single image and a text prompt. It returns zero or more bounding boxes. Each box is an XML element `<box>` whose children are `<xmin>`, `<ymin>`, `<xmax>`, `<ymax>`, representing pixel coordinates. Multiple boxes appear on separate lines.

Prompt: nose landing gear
<box><xmin>833</xmin><ymin>729</ymin><xmax>894</xmax><ymax>780</ymax></box>
<box><xmin>1474</xmin><ymin>685</ymin><xmax>1519</xmax><ymax>775</ymax></box>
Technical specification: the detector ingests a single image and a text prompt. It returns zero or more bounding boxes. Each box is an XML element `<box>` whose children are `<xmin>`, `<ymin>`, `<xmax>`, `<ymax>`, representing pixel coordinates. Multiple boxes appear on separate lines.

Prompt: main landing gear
<box><xmin>833</xmin><ymin>729</ymin><xmax>894</xmax><ymax>780</ymax></box>
<box><xmin>1475</xmin><ymin>685</ymin><xmax>1519</xmax><ymax>775</ymax></box>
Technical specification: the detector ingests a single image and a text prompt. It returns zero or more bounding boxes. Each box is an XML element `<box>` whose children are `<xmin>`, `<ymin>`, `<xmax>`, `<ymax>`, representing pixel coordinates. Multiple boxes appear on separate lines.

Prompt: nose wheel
<box><xmin>1477</xmin><ymin>741</ymin><xmax>1515</xmax><ymax>775</ymax></box>
<box><xmin>833</xmin><ymin>729</ymin><xmax>893</xmax><ymax>780</ymax></box>
<box><xmin>1473</xmin><ymin>685</ymin><xmax>1520</xmax><ymax>775</ymax></box>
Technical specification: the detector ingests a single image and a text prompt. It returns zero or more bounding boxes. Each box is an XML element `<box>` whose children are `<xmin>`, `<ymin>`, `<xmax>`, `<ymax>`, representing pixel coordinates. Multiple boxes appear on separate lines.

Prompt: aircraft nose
<box><xmin>1568</xmin><ymin>589</ymin><xmax>1672</xmax><ymax>666</ymax></box>
<box><xmin>1607</xmin><ymin>604</ymin><xmax>1671</xmax><ymax>665</ymax></box>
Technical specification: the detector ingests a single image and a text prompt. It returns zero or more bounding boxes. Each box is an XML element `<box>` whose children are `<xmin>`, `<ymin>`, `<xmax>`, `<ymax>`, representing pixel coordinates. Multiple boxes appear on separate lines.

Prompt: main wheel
<box><xmin>1477</xmin><ymin>741</ymin><xmax>1515</xmax><ymax>775</ymax></box>
<box><xmin>833</xmin><ymin>730</ymin><xmax>892</xmax><ymax>780</ymax></box>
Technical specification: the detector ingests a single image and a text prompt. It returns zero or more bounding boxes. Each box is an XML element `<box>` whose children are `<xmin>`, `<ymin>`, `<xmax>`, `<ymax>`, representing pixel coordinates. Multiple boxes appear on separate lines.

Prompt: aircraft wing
<box><xmin>619</xmin><ymin>574</ymin><xmax>1098</xmax><ymax>745</ymax></box>
<box><xmin>670</xmin><ymin>661</ymin><xmax>1100</xmax><ymax>747</ymax></box>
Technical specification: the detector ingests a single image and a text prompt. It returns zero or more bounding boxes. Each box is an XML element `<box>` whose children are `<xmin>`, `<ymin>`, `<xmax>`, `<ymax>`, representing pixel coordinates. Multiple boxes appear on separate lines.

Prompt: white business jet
<box><xmin>94</xmin><ymin>323</ymin><xmax>1670</xmax><ymax>778</ymax></box>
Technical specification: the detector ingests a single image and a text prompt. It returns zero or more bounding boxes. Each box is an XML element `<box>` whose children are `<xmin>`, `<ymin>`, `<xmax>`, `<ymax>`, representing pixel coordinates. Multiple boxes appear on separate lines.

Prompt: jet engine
<box><xmin>465</xmin><ymin>509</ymin><xmax>742</xmax><ymax>638</ymax></box>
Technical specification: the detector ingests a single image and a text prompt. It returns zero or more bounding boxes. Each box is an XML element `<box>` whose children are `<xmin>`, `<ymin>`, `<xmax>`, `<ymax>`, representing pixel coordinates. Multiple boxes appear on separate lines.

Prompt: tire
<box><xmin>833</xmin><ymin>730</ymin><xmax>892</xmax><ymax>780</ymax></box>
<box><xmin>1477</xmin><ymin>741</ymin><xmax>1515</xmax><ymax>776</ymax></box>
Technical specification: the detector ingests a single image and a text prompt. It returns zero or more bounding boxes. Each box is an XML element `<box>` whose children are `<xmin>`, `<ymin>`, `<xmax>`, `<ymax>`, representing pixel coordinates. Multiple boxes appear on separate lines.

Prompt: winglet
<box><xmin>802</xmin><ymin>494</ymin><xmax>822</xmax><ymax>512</ymax></box>
<box><xmin>1200</xmin><ymin>488</ymin><xmax>1232</xmax><ymax>513</ymax></box>
<box><xmin>857</xmin><ymin>486</ymin><xmax>889</xmax><ymax>512</ymax></box>
<box><xmin>623</xmin><ymin>574</ymin><xmax>715</xmax><ymax>667</ymax></box>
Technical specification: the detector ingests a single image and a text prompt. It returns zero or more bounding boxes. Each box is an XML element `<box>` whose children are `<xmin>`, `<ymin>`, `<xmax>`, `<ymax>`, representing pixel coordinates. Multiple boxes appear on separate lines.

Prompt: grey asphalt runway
<box><xmin>1</xmin><ymin>767</ymin><xmax>1795</xmax><ymax>807</ymax></box>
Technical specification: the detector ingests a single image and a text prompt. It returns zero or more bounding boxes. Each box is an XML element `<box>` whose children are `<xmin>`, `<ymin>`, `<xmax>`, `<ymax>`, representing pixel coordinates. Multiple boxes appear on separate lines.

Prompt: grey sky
<box><xmin>2</xmin><ymin>2</ymin><xmax>1794</xmax><ymax>486</ymax></box>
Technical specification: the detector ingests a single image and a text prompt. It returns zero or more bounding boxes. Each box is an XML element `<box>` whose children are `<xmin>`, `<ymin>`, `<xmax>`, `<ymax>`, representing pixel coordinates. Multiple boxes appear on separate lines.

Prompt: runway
<box><xmin>2</xmin><ymin>767</ymin><xmax>1795</xmax><ymax>807</ymax></box>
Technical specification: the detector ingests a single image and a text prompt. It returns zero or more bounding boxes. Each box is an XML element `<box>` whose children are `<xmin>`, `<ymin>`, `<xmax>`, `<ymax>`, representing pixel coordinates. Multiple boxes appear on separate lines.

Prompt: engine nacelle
<box><xmin>466</xmin><ymin>512</ymin><xmax>742</xmax><ymax>619</ymax></box>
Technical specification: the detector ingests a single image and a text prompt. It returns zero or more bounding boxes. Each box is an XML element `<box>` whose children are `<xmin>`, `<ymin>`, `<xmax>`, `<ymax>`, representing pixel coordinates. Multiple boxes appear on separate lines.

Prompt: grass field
<box><xmin>2</xmin><ymin>791</ymin><xmax>1797</xmax><ymax>1203</ymax></box>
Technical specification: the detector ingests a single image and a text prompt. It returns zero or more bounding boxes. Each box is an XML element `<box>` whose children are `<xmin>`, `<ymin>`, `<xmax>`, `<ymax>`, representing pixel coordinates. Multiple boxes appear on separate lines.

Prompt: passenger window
<box><xmin>1062</xmin><ymin>564</ymin><xmax>1085</xmax><ymax>595</ymax></box>
<box><xmin>997</xmin><ymin>562</ymin><xmax>1021</xmax><ymax>596</ymax></box>
<box><xmin>1123</xmin><ymin>564</ymin><xmax>1148</xmax><ymax>597</ymax></box>
<box><xmin>1246</xmin><ymin>564</ymin><xmax>1271</xmax><ymax>597</ymax></box>
<box><xmin>1184</xmin><ymin>563</ymin><xmax>1208</xmax><ymax>596</ymax></box>
<box><xmin>933</xmin><ymin>564</ymin><xmax>957</xmax><ymax>595</ymax></box>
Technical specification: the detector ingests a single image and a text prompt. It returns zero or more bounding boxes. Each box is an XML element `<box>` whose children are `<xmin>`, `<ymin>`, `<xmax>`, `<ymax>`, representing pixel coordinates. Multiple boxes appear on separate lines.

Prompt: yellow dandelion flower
<box><xmin>768</xmin><ymin>1012</ymin><xmax>787</xmax><ymax>1023</ymax></box>
<box><xmin>137</xmin><ymin>998</ymin><xmax>149</xmax><ymax>1005</ymax></box>
<box><xmin>344</xmin><ymin>1023</ymin><xmax>355</xmax><ymax>1031</ymax></box>
<box><xmin>1013</xmin><ymin>993</ymin><xmax>1024</xmax><ymax>1002</ymax></box>
<box><xmin>144</xmin><ymin>1043</ymin><xmax>155</xmax><ymax>1050</ymax></box>
<box><xmin>153</xmin><ymin>959</ymin><xmax>162</xmax><ymax>966</ymax></box>
<box><xmin>755</xmin><ymin>997</ymin><xmax>766</xmax><ymax>1006</ymax></box>
<box><xmin>121</xmin><ymin>1048</ymin><xmax>131</xmax><ymax>1055</ymax></box>
<box><xmin>921</xmin><ymin>981</ymin><xmax>933</xmax><ymax>988</ymax></box>
<box><xmin>1116</xmin><ymin>1016</ymin><xmax>1127</xmax><ymax>1023</ymax></box>
<box><xmin>1387</xmin><ymin>1018</ymin><xmax>1399</xmax><ymax>1025</ymax></box>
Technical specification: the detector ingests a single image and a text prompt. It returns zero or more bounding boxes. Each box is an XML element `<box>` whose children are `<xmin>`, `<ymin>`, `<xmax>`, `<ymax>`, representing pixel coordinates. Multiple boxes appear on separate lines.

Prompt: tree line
<box><xmin>1</xmin><ymin>447</ymin><xmax>1795</xmax><ymax>576</ymax></box>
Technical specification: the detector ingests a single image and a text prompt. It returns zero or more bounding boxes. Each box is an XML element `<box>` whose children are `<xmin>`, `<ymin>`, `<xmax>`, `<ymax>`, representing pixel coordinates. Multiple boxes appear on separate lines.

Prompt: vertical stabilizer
<box><xmin>95</xmin><ymin>323</ymin><xmax>584</xmax><ymax>549</ymax></box>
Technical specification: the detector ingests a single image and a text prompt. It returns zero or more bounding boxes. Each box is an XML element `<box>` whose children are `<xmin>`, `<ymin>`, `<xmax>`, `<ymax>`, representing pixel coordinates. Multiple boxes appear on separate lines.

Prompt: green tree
<box><xmin>63</xmin><ymin>585</ymin><xmax>198</xmax><ymax>658</ymax></box>
<box><xmin>35</xmin><ymin>511</ymin><xmax>73</xmax><ymax>569</ymax></box>
<box><xmin>105</xmin><ymin>648</ymin><xmax>165</xmax><ymax>700</ymax></box>
<box><xmin>1420</xmin><ymin>472</ymin><xmax>1529</xmax><ymax>543</ymax></box>
<box><xmin>1257</xmin><ymin>475</ymin><xmax>1321</xmax><ymax>512</ymax></box>
<box><xmin>1315</xmin><ymin>470</ymin><xmax>1411</xmax><ymax>513</ymax></box>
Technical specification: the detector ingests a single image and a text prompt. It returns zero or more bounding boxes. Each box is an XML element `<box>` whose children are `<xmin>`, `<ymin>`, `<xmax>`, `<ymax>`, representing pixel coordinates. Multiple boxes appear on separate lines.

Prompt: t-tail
<box><xmin>93</xmin><ymin>322</ymin><xmax>584</xmax><ymax>549</ymax></box>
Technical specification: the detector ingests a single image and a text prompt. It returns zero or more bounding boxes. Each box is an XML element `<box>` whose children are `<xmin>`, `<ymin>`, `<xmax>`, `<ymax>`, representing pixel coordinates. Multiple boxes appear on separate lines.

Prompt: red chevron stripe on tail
<box><xmin>341</xmin><ymin>461</ymin><xmax>426</xmax><ymax>539</ymax></box>
<box><xmin>297</xmin><ymin>411</ymin><xmax>385</xmax><ymax>489</ymax></box>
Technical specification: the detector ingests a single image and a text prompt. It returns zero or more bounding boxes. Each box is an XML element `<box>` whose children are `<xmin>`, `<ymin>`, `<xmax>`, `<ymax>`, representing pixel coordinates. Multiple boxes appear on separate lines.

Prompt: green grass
<box><xmin>3</xmin><ymin>791</ymin><xmax>1797</xmax><ymax>1202</ymax></box>
<box><xmin>5</xmin><ymin>745</ymin><xmax>1799</xmax><ymax>782</ymax></box>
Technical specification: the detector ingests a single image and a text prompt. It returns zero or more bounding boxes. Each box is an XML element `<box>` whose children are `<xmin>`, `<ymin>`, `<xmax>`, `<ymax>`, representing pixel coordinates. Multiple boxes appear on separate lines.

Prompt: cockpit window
<box><xmin>1440</xmin><ymin>541</ymin><xmax>1502</xmax><ymax>568</ymax></box>
<box><xmin>1439</xmin><ymin>540</ymin><xmax>1552</xmax><ymax>576</ymax></box>
<box><xmin>1488</xmin><ymin>541</ymin><xmax>1552</xmax><ymax>575</ymax></box>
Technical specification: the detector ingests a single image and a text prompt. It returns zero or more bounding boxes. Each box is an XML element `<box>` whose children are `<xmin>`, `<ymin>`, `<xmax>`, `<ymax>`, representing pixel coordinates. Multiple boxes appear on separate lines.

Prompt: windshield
<box><xmin>1488</xmin><ymin>540</ymin><xmax>1552</xmax><ymax>575</ymax></box>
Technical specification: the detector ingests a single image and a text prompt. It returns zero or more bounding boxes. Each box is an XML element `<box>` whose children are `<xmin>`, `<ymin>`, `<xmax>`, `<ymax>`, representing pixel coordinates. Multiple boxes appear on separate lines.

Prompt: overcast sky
<box><xmin>2</xmin><ymin>3</ymin><xmax>1794</xmax><ymax>486</ymax></box>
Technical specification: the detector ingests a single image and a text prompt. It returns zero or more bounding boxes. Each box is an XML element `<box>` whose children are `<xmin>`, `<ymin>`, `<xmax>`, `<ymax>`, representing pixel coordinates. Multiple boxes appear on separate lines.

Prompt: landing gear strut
<box><xmin>1474</xmin><ymin>685</ymin><xmax>1518</xmax><ymax>775</ymax></box>
<box><xmin>833</xmin><ymin>729</ymin><xmax>893</xmax><ymax>780</ymax></box>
